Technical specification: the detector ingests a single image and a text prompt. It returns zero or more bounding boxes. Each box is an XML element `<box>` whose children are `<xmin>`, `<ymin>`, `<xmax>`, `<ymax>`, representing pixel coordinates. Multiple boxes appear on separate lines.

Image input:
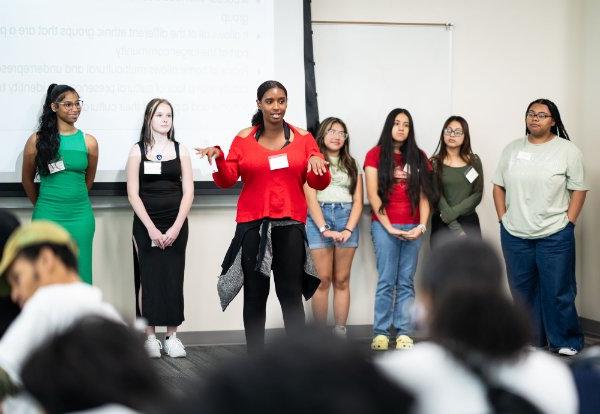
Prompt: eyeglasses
<box><xmin>326</xmin><ymin>129</ymin><xmax>348</xmax><ymax>139</ymax></box>
<box><xmin>443</xmin><ymin>127</ymin><xmax>464</xmax><ymax>137</ymax></box>
<box><xmin>55</xmin><ymin>100</ymin><xmax>83</xmax><ymax>110</ymax></box>
<box><xmin>526</xmin><ymin>111</ymin><xmax>551</xmax><ymax>120</ymax></box>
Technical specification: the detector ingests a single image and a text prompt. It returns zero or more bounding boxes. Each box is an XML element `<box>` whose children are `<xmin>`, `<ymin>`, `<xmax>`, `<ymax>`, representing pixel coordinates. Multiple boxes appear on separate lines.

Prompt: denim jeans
<box><xmin>306</xmin><ymin>202</ymin><xmax>360</xmax><ymax>249</ymax></box>
<box><xmin>501</xmin><ymin>222</ymin><xmax>583</xmax><ymax>350</ymax></box>
<box><xmin>371</xmin><ymin>220</ymin><xmax>422</xmax><ymax>336</ymax></box>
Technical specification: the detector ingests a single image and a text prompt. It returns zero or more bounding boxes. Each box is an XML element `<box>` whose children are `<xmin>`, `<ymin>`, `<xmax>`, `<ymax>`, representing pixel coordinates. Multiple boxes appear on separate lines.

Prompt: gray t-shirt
<box><xmin>493</xmin><ymin>136</ymin><xmax>588</xmax><ymax>238</ymax></box>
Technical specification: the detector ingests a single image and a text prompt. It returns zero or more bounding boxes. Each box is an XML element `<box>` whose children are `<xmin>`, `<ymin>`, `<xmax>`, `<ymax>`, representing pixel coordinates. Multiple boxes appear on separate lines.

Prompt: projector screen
<box><xmin>0</xmin><ymin>0</ymin><xmax>307</xmax><ymax>191</ymax></box>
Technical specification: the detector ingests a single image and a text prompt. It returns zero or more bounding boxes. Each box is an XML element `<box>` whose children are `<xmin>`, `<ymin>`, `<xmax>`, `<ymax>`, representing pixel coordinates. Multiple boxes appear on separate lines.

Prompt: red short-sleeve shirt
<box><xmin>364</xmin><ymin>145</ymin><xmax>430</xmax><ymax>224</ymax></box>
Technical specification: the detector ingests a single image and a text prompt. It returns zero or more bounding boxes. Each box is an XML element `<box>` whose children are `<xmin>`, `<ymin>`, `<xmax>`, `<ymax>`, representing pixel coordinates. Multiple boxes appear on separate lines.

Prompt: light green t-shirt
<box><xmin>493</xmin><ymin>136</ymin><xmax>588</xmax><ymax>238</ymax></box>
<box><xmin>317</xmin><ymin>156</ymin><xmax>363</xmax><ymax>203</ymax></box>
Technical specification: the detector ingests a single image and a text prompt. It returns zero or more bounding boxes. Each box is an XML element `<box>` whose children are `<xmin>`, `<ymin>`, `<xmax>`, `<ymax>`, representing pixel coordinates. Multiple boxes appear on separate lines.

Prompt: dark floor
<box><xmin>153</xmin><ymin>334</ymin><xmax>600</xmax><ymax>392</ymax></box>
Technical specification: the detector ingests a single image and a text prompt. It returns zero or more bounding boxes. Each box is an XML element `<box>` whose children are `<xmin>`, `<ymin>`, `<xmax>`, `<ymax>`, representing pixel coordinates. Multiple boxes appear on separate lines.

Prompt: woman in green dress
<box><xmin>21</xmin><ymin>84</ymin><xmax>98</xmax><ymax>284</ymax></box>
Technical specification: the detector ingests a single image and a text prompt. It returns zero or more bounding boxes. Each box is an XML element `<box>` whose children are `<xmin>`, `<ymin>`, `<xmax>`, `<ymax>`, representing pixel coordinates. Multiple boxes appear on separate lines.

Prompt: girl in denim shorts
<box><xmin>305</xmin><ymin>117</ymin><xmax>363</xmax><ymax>337</ymax></box>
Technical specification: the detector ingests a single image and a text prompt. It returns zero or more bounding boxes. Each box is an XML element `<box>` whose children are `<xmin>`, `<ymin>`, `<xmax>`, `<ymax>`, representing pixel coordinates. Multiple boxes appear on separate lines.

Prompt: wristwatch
<box><xmin>417</xmin><ymin>224</ymin><xmax>427</xmax><ymax>234</ymax></box>
<box><xmin>319</xmin><ymin>224</ymin><xmax>331</xmax><ymax>234</ymax></box>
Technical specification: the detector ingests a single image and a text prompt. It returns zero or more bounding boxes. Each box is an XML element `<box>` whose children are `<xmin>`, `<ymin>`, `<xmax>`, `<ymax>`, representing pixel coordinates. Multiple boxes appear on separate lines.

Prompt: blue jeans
<box><xmin>500</xmin><ymin>222</ymin><xmax>583</xmax><ymax>350</ymax></box>
<box><xmin>306</xmin><ymin>202</ymin><xmax>360</xmax><ymax>249</ymax></box>
<box><xmin>371</xmin><ymin>220</ymin><xmax>422</xmax><ymax>336</ymax></box>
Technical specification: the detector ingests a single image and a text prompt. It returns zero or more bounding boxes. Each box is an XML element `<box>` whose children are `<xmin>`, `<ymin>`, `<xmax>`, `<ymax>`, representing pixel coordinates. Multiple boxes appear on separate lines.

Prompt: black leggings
<box><xmin>241</xmin><ymin>225</ymin><xmax>306</xmax><ymax>353</ymax></box>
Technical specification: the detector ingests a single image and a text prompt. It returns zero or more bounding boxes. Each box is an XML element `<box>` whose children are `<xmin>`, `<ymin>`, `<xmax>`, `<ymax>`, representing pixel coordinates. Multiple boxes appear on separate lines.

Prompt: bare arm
<box><xmin>402</xmin><ymin>191</ymin><xmax>431</xmax><ymax>240</ymax></box>
<box><xmin>567</xmin><ymin>190</ymin><xmax>587</xmax><ymax>224</ymax></box>
<box><xmin>21</xmin><ymin>133</ymin><xmax>38</xmax><ymax>204</ymax></box>
<box><xmin>164</xmin><ymin>145</ymin><xmax>195</xmax><ymax>247</ymax></box>
<box><xmin>126</xmin><ymin>145</ymin><xmax>165</xmax><ymax>249</ymax></box>
<box><xmin>304</xmin><ymin>183</ymin><xmax>327</xmax><ymax>228</ymax></box>
<box><xmin>346</xmin><ymin>175</ymin><xmax>364</xmax><ymax>231</ymax></box>
<box><xmin>493</xmin><ymin>184</ymin><xmax>507</xmax><ymax>221</ymax></box>
<box><xmin>84</xmin><ymin>134</ymin><xmax>99</xmax><ymax>191</ymax></box>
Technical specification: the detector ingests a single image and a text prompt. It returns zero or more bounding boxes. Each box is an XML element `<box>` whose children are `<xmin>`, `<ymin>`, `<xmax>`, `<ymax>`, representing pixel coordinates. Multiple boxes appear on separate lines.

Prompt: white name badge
<box><xmin>268</xmin><ymin>154</ymin><xmax>289</xmax><ymax>170</ymax></box>
<box><xmin>197</xmin><ymin>156</ymin><xmax>218</xmax><ymax>175</ymax></box>
<box><xmin>465</xmin><ymin>167</ymin><xmax>479</xmax><ymax>183</ymax></box>
<box><xmin>144</xmin><ymin>161</ymin><xmax>161</xmax><ymax>175</ymax></box>
<box><xmin>48</xmin><ymin>160</ymin><xmax>65</xmax><ymax>174</ymax></box>
<box><xmin>516</xmin><ymin>151</ymin><xmax>532</xmax><ymax>161</ymax></box>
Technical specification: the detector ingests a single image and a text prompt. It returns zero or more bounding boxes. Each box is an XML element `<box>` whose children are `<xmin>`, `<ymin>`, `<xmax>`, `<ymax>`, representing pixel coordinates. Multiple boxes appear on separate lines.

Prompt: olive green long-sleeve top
<box><xmin>434</xmin><ymin>155</ymin><xmax>483</xmax><ymax>224</ymax></box>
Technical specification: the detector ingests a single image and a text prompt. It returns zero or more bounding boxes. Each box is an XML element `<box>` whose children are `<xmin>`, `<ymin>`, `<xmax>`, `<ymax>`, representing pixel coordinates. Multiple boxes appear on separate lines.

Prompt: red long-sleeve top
<box><xmin>213</xmin><ymin>124</ymin><xmax>331</xmax><ymax>223</ymax></box>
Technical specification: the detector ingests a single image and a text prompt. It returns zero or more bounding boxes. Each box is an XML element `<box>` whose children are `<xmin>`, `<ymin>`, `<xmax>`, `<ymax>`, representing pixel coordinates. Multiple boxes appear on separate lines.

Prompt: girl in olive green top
<box><xmin>430</xmin><ymin>116</ymin><xmax>483</xmax><ymax>247</ymax></box>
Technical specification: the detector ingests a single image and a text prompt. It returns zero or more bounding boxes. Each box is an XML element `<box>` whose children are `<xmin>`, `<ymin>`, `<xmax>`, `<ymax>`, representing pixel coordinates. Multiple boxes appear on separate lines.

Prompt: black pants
<box><xmin>430</xmin><ymin>212</ymin><xmax>482</xmax><ymax>250</ymax></box>
<box><xmin>241</xmin><ymin>225</ymin><xmax>306</xmax><ymax>353</ymax></box>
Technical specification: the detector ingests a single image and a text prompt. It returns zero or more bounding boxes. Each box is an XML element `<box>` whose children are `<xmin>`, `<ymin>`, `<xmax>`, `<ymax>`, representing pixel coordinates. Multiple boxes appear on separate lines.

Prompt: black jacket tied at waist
<box><xmin>217</xmin><ymin>219</ymin><xmax>321</xmax><ymax>311</ymax></box>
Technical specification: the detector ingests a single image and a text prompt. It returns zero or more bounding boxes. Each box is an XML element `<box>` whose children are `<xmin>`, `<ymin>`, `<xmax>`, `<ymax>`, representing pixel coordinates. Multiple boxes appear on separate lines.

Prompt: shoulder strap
<box><xmin>174</xmin><ymin>140</ymin><xmax>180</xmax><ymax>158</ymax></box>
<box><xmin>138</xmin><ymin>142</ymin><xmax>147</xmax><ymax>161</ymax></box>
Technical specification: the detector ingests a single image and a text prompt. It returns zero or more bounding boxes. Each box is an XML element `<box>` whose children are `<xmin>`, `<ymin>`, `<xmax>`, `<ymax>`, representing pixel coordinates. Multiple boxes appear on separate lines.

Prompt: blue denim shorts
<box><xmin>306</xmin><ymin>202</ymin><xmax>359</xmax><ymax>249</ymax></box>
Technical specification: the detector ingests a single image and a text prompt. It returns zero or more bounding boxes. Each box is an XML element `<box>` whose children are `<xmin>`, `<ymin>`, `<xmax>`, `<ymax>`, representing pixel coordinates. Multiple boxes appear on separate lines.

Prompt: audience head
<box><xmin>21</xmin><ymin>316</ymin><xmax>168</xmax><ymax>414</ymax></box>
<box><xmin>0</xmin><ymin>209</ymin><xmax>20</xmax><ymax>296</ymax></box>
<box><xmin>186</xmin><ymin>330</ymin><xmax>414</xmax><ymax>414</ymax></box>
<box><xmin>0</xmin><ymin>221</ymin><xmax>79</xmax><ymax>307</ymax></box>
<box><xmin>37</xmin><ymin>83</ymin><xmax>80</xmax><ymax>176</ymax></box>
<box><xmin>421</xmin><ymin>238</ymin><xmax>531</xmax><ymax>359</ymax></box>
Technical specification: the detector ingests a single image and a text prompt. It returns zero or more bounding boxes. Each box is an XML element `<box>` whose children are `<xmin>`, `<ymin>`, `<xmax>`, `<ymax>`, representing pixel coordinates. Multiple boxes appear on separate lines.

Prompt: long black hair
<box><xmin>525</xmin><ymin>98</ymin><xmax>570</xmax><ymax>140</ymax></box>
<box><xmin>139</xmin><ymin>98</ymin><xmax>176</xmax><ymax>152</ymax></box>
<box><xmin>251</xmin><ymin>80</ymin><xmax>287</xmax><ymax>139</ymax></box>
<box><xmin>376</xmin><ymin>108</ymin><xmax>436</xmax><ymax>214</ymax></box>
<box><xmin>422</xmin><ymin>239</ymin><xmax>541</xmax><ymax>414</ymax></box>
<box><xmin>35</xmin><ymin>84</ymin><xmax>78</xmax><ymax>176</ymax></box>
<box><xmin>316</xmin><ymin>117</ymin><xmax>358</xmax><ymax>195</ymax></box>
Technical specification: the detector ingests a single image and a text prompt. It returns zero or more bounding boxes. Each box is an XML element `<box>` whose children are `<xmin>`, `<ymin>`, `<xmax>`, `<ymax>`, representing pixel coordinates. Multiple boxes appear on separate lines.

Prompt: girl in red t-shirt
<box><xmin>364</xmin><ymin>108</ymin><xmax>435</xmax><ymax>351</ymax></box>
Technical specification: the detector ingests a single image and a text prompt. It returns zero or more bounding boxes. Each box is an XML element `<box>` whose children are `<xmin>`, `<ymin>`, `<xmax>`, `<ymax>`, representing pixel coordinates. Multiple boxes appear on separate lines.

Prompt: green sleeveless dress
<box><xmin>32</xmin><ymin>130</ymin><xmax>95</xmax><ymax>283</ymax></box>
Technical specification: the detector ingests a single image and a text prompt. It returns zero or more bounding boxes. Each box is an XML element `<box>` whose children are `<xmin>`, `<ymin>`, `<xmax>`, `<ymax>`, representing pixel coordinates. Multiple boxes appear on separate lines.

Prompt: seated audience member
<box><xmin>377</xmin><ymin>238</ymin><xmax>578</xmax><ymax>414</ymax></box>
<box><xmin>21</xmin><ymin>316</ymin><xmax>169</xmax><ymax>414</ymax></box>
<box><xmin>0</xmin><ymin>221</ymin><xmax>122</xmax><ymax>413</ymax></box>
<box><xmin>182</xmin><ymin>330</ymin><xmax>414</xmax><ymax>414</ymax></box>
<box><xmin>570</xmin><ymin>346</ymin><xmax>600</xmax><ymax>414</ymax></box>
<box><xmin>0</xmin><ymin>209</ymin><xmax>20</xmax><ymax>338</ymax></box>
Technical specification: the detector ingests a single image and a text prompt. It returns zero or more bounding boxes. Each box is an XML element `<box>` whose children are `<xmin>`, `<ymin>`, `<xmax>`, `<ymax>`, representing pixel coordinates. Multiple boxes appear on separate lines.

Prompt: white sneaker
<box><xmin>333</xmin><ymin>325</ymin><xmax>347</xmax><ymax>339</ymax></box>
<box><xmin>164</xmin><ymin>333</ymin><xmax>186</xmax><ymax>358</ymax></box>
<box><xmin>145</xmin><ymin>336</ymin><xmax>162</xmax><ymax>358</ymax></box>
<box><xmin>558</xmin><ymin>347</ymin><xmax>578</xmax><ymax>356</ymax></box>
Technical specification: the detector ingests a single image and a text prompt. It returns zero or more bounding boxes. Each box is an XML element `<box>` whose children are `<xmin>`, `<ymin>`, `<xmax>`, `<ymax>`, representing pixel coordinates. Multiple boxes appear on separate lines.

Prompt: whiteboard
<box><xmin>312</xmin><ymin>23</ymin><xmax>453</xmax><ymax>163</ymax></box>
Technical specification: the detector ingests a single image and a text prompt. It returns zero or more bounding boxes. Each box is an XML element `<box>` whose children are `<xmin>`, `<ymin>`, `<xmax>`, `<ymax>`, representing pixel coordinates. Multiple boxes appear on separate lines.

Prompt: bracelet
<box><xmin>417</xmin><ymin>224</ymin><xmax>427</xmax><ymax>234</ymax></box>
<box><xmin>343</xmin><ymin>228</ymin><xmax>353</xmax><ymax>234</ymax></box>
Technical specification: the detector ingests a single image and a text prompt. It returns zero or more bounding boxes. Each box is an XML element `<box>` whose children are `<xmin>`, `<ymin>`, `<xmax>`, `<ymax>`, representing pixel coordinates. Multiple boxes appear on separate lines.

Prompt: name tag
<box><xmin>268</xmin><ymin>154</ymin><xmax>289</xmax><ymax>170</ymax></box>
<box><xmin>48</xmin><ymin>160</ymin><xmax>65</xmax><ymax>174</ymax></box>
<box><xmin>144</xmin><ymin>161</ymin><xmax>161</xmax><ymax>175</ymax></box>
<box><xmin>465</xmin><ymin>167</ymin><xmax>479</xmax><ymax>183</ymax></box>
<box><xmin>516</xmin><ymin>151</ymin><xmax>532</xmax><ymax>161</ymax></box>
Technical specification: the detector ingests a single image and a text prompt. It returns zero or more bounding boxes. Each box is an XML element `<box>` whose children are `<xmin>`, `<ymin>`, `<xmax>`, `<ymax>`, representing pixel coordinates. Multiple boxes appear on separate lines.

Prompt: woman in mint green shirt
<box><xmin>493</xmin><ymin>98</ymin><xmax>588</xmax><ymax>356</ymax></box>
<box><xmin>304</xmin><ymin>117</ymin><xmax>363</xmax><ymax>338</ymax></box>
<box><xmin>430</xmin><ymin>116</ymin><xmax>483</xmax><ymax>248</ymax></box>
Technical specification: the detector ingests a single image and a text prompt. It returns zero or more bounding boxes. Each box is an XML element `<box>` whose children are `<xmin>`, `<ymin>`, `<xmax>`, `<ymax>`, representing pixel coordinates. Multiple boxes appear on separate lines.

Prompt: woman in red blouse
<box><xmin>196</xmin><ymin>80</ymin><xmax>330</xmax><ymax>352</ymax></box>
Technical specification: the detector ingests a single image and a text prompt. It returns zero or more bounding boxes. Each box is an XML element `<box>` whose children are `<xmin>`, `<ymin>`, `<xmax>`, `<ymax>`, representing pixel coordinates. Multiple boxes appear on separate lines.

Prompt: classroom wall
<box><xmin>579</xmin><ymin>0</ymin><xmax>600</xmax><ymax>321</ymax></box>
<box><xmin>8</xmin><ymin>0</ymin><xmax>599</xmax><ymax>333</ymax></box>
